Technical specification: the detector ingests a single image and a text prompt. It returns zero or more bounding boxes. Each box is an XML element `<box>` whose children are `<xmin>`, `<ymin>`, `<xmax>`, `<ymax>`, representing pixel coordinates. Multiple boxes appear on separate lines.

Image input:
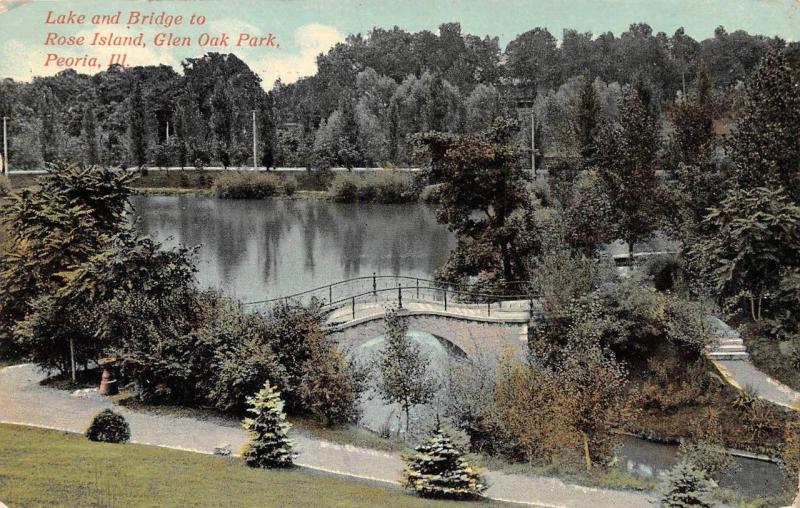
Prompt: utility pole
<box><xmin>252</xmin><ymin>110</ymin><xmax>257</xmax><ymax>171</ymax></box>
<box><xmin>530</xmin><ymin>108</ymin><xmax>536</xmax><ymax>177</ymax></box>
<box><xmin>2</xmin><ymin>116</ymin><xmax>7</xmax><ymax>176</ymax></box>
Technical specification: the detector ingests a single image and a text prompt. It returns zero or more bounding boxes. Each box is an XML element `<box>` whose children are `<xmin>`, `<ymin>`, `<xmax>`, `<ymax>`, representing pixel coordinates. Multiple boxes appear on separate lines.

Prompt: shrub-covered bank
<box><xmin>0</xmin><ymin>165</ymin><xmax>365</xmax><ymax>429</ymax></box>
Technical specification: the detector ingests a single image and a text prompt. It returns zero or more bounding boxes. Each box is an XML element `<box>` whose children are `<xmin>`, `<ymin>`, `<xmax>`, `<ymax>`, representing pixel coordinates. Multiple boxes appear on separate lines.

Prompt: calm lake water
<box><xmin>131</xmin><ymin>195</ymin><xmax>456</xmax><ymax>303</ymax></box>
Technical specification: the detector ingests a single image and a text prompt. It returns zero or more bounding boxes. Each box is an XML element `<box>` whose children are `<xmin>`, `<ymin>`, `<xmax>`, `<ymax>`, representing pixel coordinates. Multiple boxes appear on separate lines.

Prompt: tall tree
<box><xmin>81</xmin><ymin>105</ymin><xmax>98</xmax><ymax>167</ymax></box>
<box><xmin>694</xmin><ymin>187</ymin><xmax>800</xmax><ymax>321</ymax></box>
<box><xmin>728</xmin><ymin>48</ymin><xmax>800</xmax><ymax>201</ymax></box>
<box><xmin>597</xmin><ymin>83</ymin><xmax>662</xmax><ymax>257</ymax></box>
<box><xmin>572</xmin><ymin>75</ymin><xmax>602</xmax><ymax>163</ymax></box>
<box><xmin>671</xmin><ymin>59</ymin><xmax>722</xmax><ymax>241</ymax></box>
<box><xmin>415</xmin><ymin>118</ymin><xmax>541</xmax><ymax>283</ymax></box>
<box><xmin>37</xmin><ymin>86</ymin><xmax>60</xmax><ymax>164</ymax></box>
<box><xmin>210</xmin><ymin>82</ymin><xmax>234</xmax><ymax>168</ymax></box>
<box><xmin>504</xmin><ymin>27</ymin><xmax>560</xmax><ymax>92</ymax></box>
<box><xmin>128</xmin><ymin>80</ymin><xmax>148</xmax><ymax>167</ymax></box>
<box><xmin>378</xmin><ymin>307</ymin><xmax>438</xmax><ymax>434</ymax></box>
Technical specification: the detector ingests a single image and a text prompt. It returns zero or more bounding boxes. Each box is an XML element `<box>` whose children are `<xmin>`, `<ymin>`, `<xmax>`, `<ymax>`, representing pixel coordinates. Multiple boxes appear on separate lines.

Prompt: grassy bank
<box><xmin>7</xmin><ymin>169</ymin><xmax>430</xmax><ymax>203</ymax></box>
<box><xmin>0</xmin><ymin>424</ymin><xmax>501</xmax><ymax>507</ymax></box>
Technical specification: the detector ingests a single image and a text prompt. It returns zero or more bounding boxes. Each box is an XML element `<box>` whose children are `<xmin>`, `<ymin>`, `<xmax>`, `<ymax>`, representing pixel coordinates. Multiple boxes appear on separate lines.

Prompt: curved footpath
<box><xmin>706</xmin><ymin>317</ymin><xmax>800</xmax><ymax>409</ymax></box>
<box><xmin>0</xmin><ymin>363</ymin><xmax>653</xmax><ymax>508</ymax></box>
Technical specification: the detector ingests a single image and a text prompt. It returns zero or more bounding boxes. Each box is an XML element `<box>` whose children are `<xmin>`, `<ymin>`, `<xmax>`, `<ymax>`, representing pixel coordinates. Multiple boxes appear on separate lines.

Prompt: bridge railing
<box><xmin>241</xmin><ymin>274</ymin><xmax>534</xmax><ymax>310</ymax></box>
<box><xmin>244</xmin><ymin>282</ymin><xmax>537</xmax><ymax>321</ymax></box>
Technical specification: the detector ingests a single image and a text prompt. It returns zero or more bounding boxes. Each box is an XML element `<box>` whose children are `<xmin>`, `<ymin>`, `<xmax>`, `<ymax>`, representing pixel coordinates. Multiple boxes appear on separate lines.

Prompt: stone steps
<box><xmin>705</xmin><ymin>316</ymin><xmax>749</xmax><ymax>361</ymax></box>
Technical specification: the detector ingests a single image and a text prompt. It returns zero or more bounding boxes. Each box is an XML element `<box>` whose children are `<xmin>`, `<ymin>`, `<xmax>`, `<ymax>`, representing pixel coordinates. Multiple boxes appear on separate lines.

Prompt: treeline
<box><xmin>0</xmin><ymin>54</ymin><xmax>276</xmax><ymax>170</ymax></box>
<box><xmin>0</xmin><ymin>22</ymin><xmax>796</xmax><ymax>169</ymax></box>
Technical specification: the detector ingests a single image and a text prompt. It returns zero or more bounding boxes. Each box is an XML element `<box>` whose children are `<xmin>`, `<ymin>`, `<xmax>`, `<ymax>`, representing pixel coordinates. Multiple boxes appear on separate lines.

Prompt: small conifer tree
<box><xmin>241</xmin><ymin>382</ymin><xmax>294</xmax><ymax>468</ymax></box>
<box><xmin>659</xmin><ymin>460</ymin><xmax>717</xmax><ymax>508</ymax></box>
<box><xmin>403</xmin><ymin>428</ymin><xmax>486</xmax><ymax>499</ymax></box>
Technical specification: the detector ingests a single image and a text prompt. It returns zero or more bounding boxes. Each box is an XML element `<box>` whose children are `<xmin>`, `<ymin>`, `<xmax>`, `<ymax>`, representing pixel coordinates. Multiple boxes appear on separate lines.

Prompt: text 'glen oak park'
<box><xmin>43</xmin><ymin>9</ymin><xmax>279</xmax><ymax>69</ymax></box>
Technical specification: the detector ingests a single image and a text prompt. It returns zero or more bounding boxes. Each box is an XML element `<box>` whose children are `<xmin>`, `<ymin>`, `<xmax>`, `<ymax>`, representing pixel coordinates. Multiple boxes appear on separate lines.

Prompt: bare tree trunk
<box><xmin>750</xmin><ymin>296</ymin><xmax>758</xmax><ymax>322</ymax></box>
<box><xmin>581</xmin><ymin>431</ymin><xmax>592</xmax><ymax>470</ymax></box>
<box><xmin>405</xmin><ymin>406</ymin><xmax>411</xmax><ymax>436</ymax></box>
<box><xmin>69</xmin><ymin>338</ymin><xmax>76</xmax><ymax>384</ymax></box>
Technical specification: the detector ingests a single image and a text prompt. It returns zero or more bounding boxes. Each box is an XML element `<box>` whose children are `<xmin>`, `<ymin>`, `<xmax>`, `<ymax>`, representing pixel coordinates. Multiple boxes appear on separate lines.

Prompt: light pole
<box><xmin>252</xmin><ymin>110</ymin><xmax>257</xmax><ymax>171</ymax></box>
<box><xmin>2</xmin><ymin>116</ymin><xmax>7</xmax><ymax>176</ymax></box>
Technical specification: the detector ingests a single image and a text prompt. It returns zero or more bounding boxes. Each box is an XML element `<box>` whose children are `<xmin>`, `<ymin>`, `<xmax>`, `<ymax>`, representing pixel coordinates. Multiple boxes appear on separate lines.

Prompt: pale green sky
<box><xmin>1</xmin><ymin>0</ymin><xmax>798</xmax><ymax>87</ymax></box>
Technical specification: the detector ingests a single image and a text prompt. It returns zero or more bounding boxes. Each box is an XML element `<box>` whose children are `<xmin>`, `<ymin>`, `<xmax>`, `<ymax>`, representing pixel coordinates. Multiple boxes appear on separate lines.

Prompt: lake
<box><xmin>131</xmin><ymin>195</ymin><xmax>456</xmax><ymax>303</ymax></box>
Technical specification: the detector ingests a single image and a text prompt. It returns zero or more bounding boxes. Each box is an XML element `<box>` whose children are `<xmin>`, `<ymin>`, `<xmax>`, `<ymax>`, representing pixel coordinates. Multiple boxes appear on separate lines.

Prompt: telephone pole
<box><xmin>530</xmin><ymin>109</ymin><xmax>536</xmax><ymax>177</ymax></box>
<box><xmin>252</xmin><ymin>110</ymin><xmax>257</xmax><ymax>171</ymax></box>
<box><xmin>2</xmin><ymin>116</ymin><xmax>7</xmax><ymax>176</ymax></box>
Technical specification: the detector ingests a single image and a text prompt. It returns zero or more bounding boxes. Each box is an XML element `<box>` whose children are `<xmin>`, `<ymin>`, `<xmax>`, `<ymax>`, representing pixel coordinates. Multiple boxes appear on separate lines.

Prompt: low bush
<box><xmin>373</xmin><ymin>171</ymin><xmax>416</xmax><ymax>203</ymax></box>
<box><xmin>327</xmin><ymin>172</ymin><xmax>416</xmax><ymax>203</ymax></box>
<box><xmin>658</xmin><ymin>461</ymin><xmax>716</xmax><ymax>507</ymax></box>
<box><xmin>403</xmin><ymin>428</ymin><xmax>486</xmax><ymax>499</ymax></box>
<box><xmin>86</xmin><ymin>409</ymin><xmax>131</xmax><ymax>443</ymax></box>
<box><xmin>677</xmin><ymin>440</ymin><xmax>737</xmax><ymax>482</ymax></box>
<box><xmin>0</xmin><ymin>175</ymin><xmax>11</xmax><ymax>196</ymax></box>
<box><xmin>419</xmin><ymin>184</ymin><xmax>442</xmax><ymax>204</ymax></box>
<box><xmin>212</xmin><ymin>171</ymin><xmax>281</xmax><ymax>199</ymax></box>
<box><xmin>282</xmin><ymin>176</ymin><xmax>297</xmax><ymax>196</ymax></box>
<box><xmin>643</xmin><ymin>254</ymin><xmax>682</xmax><ymax>292</ymax></box>
<box><xmin>329</xmin><ymin>175</ymin><xmax>359</xmax><ymax>202</ymax></box>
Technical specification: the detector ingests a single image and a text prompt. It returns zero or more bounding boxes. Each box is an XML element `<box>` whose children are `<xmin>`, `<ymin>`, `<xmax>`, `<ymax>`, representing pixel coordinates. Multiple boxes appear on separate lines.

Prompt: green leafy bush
<box><xmin>282</xmin><ymin>176</ymin><xmax>297</xmax><ymax>196</ymax></box>
<box><xmin>403</xmin><ymin>428</ymin><xmax>486</xmax><ymax>499</ymax></box>
<box><xmin>242</xmin><ymin>382</ymin><xmax>294</xmax><ymax>468</ymax></box>
<box><xmin>419</xmin><ymin>184</ymin><xmax>442</xmax><ymax>204</ymax></box>
<box><xmin>659</xmin><ymin>461</ymin><xmax>716</xmax><ymax>507</ymax></box>
<box><xmin>202</xmin><ymin>295</ymin><xmax>288</xmax><ymax>412</ymax></box>
<box><xmin>0</xmin><ymin>175</ymin><xmax>11</xmax><ymax>196</ymax></box>
<box><xmin>86</xmin><ymin>409</ymin><xmax>131</xmax><ymax>443</ymax></box>
<box><xmin>329</xmin><ymin>174</ymin><xmax>359</xmax><ymax>202</ymax></box>
<box><xmin>327</xmin><ymin>172</ymin><xmax>416</xmax><ymax>203</ymax></box>
<box><xmin>643</xmin><ymin>253</ymin><xmax>681</xmax><ymax>292</ymax></box>
<box><xmin>373</xmin><ymin>171</ymin><xmax>415</xmax><ymax>203</ymax></box>
<box><xmin>677</xmin><ymin>440</ymin><xmax>737</xmax><ymax>482</ymax></box>
<box><xmin>212</xmin><ymin>171</ymin><xmax>281</xmax><ymax>199</ymax></box>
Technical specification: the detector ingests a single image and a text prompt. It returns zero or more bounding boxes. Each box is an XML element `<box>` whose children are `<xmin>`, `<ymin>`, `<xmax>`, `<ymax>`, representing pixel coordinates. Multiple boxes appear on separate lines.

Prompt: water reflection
<box><xmin>131</xmin><ymin>195</ymin><xmax>456</xmax><ymax>302</ymax></box>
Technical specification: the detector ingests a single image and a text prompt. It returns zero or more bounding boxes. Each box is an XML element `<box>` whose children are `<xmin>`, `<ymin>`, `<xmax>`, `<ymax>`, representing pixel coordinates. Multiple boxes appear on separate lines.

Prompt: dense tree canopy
<box><xmin>0</xmin><ymin>23</ymin><xmax>789</xmax><ymax>169</ymax></box>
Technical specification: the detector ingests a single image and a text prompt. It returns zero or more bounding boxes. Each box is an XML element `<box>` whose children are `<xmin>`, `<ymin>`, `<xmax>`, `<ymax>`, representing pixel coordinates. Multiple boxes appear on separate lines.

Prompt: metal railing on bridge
<box><xmin>241</xmin><ymin>274</ymin><xmax>537</xmax><ymax>320</ymax></box>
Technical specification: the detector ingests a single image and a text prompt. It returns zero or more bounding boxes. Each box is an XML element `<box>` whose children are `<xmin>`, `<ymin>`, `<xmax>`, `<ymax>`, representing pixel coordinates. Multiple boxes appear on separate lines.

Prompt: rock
<box><xmin>213</xmin><ymin>444</ymin><xmax>232</xmax><ymax>456</ymax></box>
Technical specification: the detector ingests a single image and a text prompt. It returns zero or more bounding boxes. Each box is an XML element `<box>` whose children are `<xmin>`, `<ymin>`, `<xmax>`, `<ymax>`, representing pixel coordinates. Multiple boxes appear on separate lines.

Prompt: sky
<box><xmin>0</xmin><ymin>0</ymin><xmax>798</xmax><ymax>89</ymax></box>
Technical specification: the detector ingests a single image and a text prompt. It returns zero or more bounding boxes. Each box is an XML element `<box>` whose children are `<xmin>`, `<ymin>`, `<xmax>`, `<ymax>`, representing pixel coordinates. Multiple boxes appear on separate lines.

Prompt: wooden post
<box><xmin>398</xmin><ymin>283</ymin><xmax>403</xmax><ymax>309</ymax></box>
<box><xmin>444</xmin><ymin>289</ymin><xmax>447</xmax><ymax>311</ymax></box>
<box><xmin>351</xmin><ymin>296</ymin><xmax>355</xmax><ymax>320</ymax></box>
<box><xmin>373</xmin><ymin>272</ymin><xmax>377</xmax><ymax>295</ymax></box>
<box><xmin>416</xmin><ymin>278</ymin><xmax>419</xmax><ymax>299</ymax></box>
<box><xmin>487</xmin><ymin>301</ymin><xmax>491</xmax><ymax>317</ymax></box>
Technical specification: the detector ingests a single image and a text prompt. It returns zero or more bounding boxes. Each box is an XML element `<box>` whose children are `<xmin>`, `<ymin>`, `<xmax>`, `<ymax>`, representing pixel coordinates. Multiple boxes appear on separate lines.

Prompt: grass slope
<box><xmin>0</xmin><ymin>424</ymin><xmax>500</xmax><ymax>508</ymax></box>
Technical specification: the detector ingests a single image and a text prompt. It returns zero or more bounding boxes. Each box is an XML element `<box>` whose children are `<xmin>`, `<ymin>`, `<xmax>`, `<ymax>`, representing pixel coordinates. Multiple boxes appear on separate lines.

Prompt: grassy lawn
<box><xmin>0</xmin><ymin>424</ymin><xmax>503</xmax><ymax>508</ymax></box>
